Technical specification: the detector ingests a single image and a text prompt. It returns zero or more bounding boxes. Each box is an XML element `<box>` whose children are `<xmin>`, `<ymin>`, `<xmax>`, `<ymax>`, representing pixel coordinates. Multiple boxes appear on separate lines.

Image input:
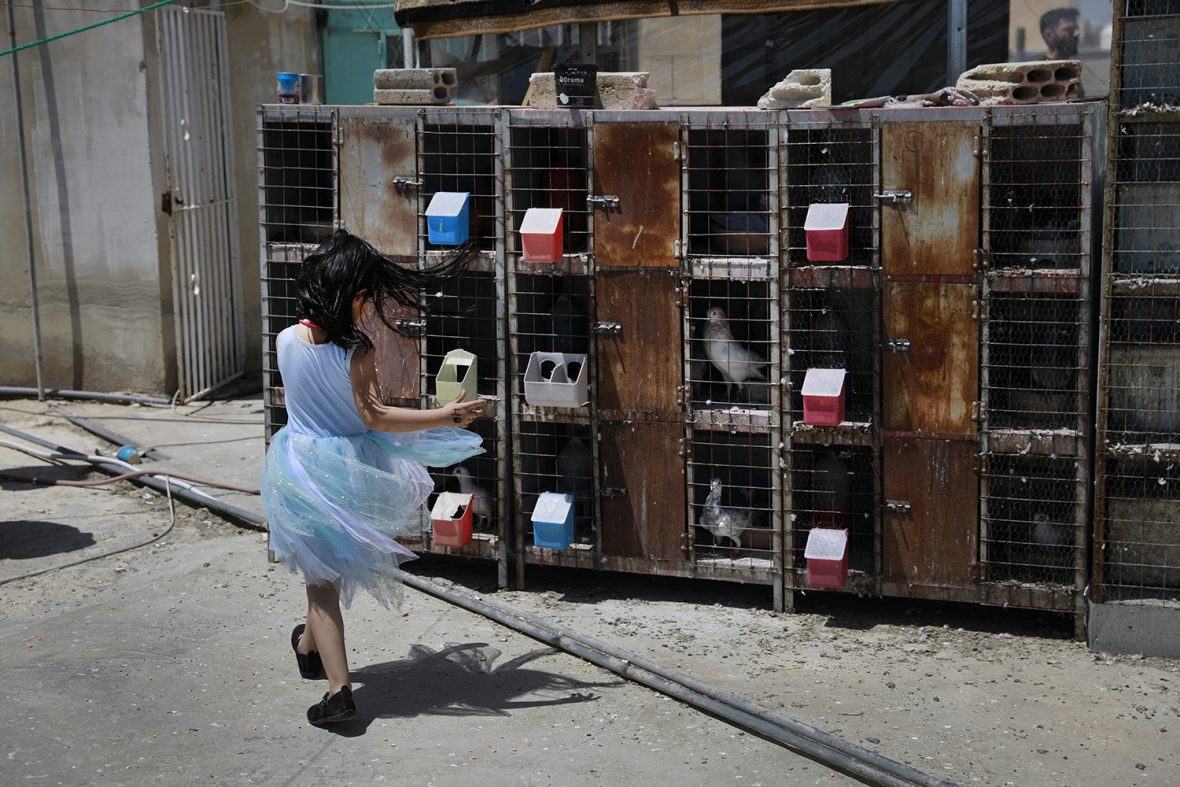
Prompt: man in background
<box><xmin>1041</xmin><ymin>7</ymin><xmax>1081</xmax><ymax>60</ymax></box>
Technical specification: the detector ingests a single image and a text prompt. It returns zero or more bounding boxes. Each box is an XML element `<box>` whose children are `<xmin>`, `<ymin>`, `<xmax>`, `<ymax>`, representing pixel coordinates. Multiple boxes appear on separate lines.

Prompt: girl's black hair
<box><xmin>295</xmin><ymin>230</ymin><xmax>477</xmax><ymax>350</ymax></box>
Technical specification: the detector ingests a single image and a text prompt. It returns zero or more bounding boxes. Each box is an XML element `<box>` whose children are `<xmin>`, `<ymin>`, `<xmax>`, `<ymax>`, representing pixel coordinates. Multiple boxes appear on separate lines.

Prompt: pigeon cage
<box><xmin>505</xmin><ymin>109</ymin><xmax>598</xmax><ymax>578</ymax></box>
<box><xmin>779</xmin><ymin>113</ymin><xmax>881</xmax><ymax>601</ymax></box>
<box><xmin>681</xmin><ymin>111</ymin><xmax>783</xmax><ymax>602</ymax></box>
<box><xmin>1096</xmin><ymin>115</ymin><xmax>1180</xmax><ymax>606</ymax></box>
<box><xmin>978</xmin><ymin>104</ymin><xmax>1098</xmax><ymax>623</ymax></box>
<box><xmin>335</xmin><ymin>105</ymin><xmax>510</xmax><ymax>581</ymax></box>
<box><xmin>258</xmin><ymin>105</ymin><xmax>339</xmax><ymax>442</ymax></box>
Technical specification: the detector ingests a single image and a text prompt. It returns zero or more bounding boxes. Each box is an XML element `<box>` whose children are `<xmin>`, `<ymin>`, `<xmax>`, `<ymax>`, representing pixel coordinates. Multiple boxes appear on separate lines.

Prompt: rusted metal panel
<box><xmin>338</xmin><ymin>115</ymin><xmax>418</xmax><ymax>258</ymax></box>
<box><xmin>882</xmin><ymin>438</ymin><xmax>979</xmax><ymax>594</ymax></box>
<box><xmin>600</xmin><ymin>421</ymin><xmax>687</xmax><ymax>561</ymax></box>
<box><xmin>787</xmin><ymin>266</ymin><xmax>875</xmax><ymax>290</ymax></box>
<box><xmin>883</xmin><ymin>282</ymin><xmax>979</xmax><ymax>434</ymax></box>
<box><xmin>592</xmin><ymin>122</ymin><xmax>680</xmax><ymax>268</ymax></box>
<box><xmin>881</xmin><ymin>121</ymin><xmax>980</xmax><ymax>277</ymax></box>
<box><xmin>360</xmin><ymin>303</ymin><xmax>420</xmax><ymax>401</ymax></box>
<box><xmin>595</xmin><ymin>270</ymin><xmax>682</xmax><ymax>416</ymax></box>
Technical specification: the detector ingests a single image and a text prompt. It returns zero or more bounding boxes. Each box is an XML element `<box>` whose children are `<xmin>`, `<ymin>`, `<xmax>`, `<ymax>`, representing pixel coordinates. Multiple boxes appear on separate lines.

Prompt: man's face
<box><xmin>1045</xmin><ymin>18</ymin><xmax>1080</xmax><ymax>57</ymax></box>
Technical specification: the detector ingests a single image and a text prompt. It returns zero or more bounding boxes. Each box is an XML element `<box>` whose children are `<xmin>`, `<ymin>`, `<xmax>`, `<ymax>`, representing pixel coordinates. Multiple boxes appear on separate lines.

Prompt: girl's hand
<box><xmin>445</xmin><ymin>390</ymin><xmax>485</xmax><ymax>428</ymax></box>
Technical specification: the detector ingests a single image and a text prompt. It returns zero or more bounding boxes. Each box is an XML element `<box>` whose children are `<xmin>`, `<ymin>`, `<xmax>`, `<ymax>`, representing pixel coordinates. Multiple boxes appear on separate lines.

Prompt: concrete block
<box><xmin>757</xmin><ymin>69</ymin><xmax>831</xmax><ymax>109</ymax></box>
<box><xmin>373</xmin><ymin>86</ymin><xmax>454</xmax><ymax>105</ymax></box>
<box><xmin>956</xmin><ymin>60</ymin><xmax>1081</xmax><ymax>105</ymax></box>
<box><xmin>1089</xmin><ymin>601</ymin><xmax>1180</xmax><ymax>658</ymax></box>
<box><xmin>373</xmin><ymin>68</ymin><xmax>457</xmax><ymax>91</ymax></box>
<box><xmin>526</xmin><ymin>71</ymin><xmax>659</xmax><ymax>110</ymax></box>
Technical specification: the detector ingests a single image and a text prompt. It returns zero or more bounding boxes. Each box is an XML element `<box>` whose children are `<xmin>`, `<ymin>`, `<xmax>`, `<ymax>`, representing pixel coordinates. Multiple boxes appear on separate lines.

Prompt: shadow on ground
<box><xmin>326</xmin><ymin>642</ymin><xmax>619</xmax><ymax>736</ymax></box>
<box><xmin>0</xmin><ymin>464</ymin><xmax>92</xmax><ymax>492</ymax></box>
<box><xmin>0</xmin><ymin>520</ymin><xmax>96</xmax><ymax>560</ymax></box>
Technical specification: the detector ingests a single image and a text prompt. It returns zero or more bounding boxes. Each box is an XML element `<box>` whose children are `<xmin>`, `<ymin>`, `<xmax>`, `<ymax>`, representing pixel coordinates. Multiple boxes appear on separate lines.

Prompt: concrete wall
<box><xmin>1</xmin><ymin>2</ymin><xmax>171</xmax><ymax>393</ymax></box>
<box><xmin>224</xmin><ymin>5</ymin><xmax>322</xmax><ymax>381</ymax></box>
<box><xmin>0</xmin><ymin>3</ymin><xmax>321</xmax><ymax>395</ymax></box>
<box><xmin>636</xmin><ymin>16</ymin><xmax>722</xmax><ymax>106</ymax></box>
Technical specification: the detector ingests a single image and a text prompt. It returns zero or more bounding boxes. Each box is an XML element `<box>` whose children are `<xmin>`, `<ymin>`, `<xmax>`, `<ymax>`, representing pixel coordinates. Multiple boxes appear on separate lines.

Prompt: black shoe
<box><xmin>291</xmin><ymin>624</ymin><xmax>326</xmax><ymax>680</ymax></box>
<box><xmin>307</xmin><ymin>685</ymin><xmax>356</xmax><ymax>727</ymax></box>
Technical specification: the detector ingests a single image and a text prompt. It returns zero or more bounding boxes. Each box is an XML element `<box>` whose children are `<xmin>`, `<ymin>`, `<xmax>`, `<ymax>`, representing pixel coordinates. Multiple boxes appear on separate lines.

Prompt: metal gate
<box><xmin>157</xmin><ymin>7</ymin><xmax>244</xmax><ymax>401</ymax></box>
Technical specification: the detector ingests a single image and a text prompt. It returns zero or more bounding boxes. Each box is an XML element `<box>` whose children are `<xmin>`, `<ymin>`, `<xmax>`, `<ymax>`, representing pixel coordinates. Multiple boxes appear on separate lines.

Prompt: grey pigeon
<box><xmin>1031</xmin><ymin>510</ymin><xmax>1073</xmax><ymax>568</ymax></box>
<box><xmin>452</xmin><ymin>466</ymin><xmax>492</xmax><ymax>531</ymax></box>
<box><xmin>703</xmin><ymin>305</ymin><xmax>768</xmax><ymax>400</ymax></box>
<box><xmin>699</xmin><ymin>478</ymin><xmax>752</xmax><ymax>550</ymax></box>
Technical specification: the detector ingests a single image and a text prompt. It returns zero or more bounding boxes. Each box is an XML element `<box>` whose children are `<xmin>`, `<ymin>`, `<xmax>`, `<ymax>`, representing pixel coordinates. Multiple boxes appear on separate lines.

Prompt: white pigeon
<box><xmin>698</xmin><ymin>478</ymin><xmax>751</xmax><ymax>550</ymax></box>
<box><xmin>452</xmin><ymin>466</ymin><xmax>492</xmax><ymax>531</ymax></box>
<box><xmin>703</xmin><ymin>306</ymin><xmax>768</xmax><ymax>400</ymax></box>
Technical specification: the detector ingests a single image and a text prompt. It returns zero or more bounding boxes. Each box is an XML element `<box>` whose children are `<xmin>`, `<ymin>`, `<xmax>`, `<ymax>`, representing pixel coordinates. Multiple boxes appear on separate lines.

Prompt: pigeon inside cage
<box><xmin>690</xmin><ymin>288</ymin><xmax>772</xmax><ymax>408</ymax></box>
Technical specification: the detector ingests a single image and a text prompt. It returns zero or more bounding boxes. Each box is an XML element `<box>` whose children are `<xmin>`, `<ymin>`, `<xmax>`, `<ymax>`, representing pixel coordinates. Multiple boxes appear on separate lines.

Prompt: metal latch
<box><xmin>592</xmin><ymin>321</ymin><xmax>623</xmax><ymax>336</ymax></box>
<box><xmin>394</xmin><ymin>318</ymin><xmax>426</xmax><ymax>335</ymax></box>
<box><xmin>392</xmin><ymin>177</ymin><xmax>421</xmax><ymax>191</ymax></box>
<box><xmin>886</xmin><ymin>338</ymin><xmax>911</xmax><ymax>353</ymax></box>
<box><xmin>586</xmin><ymin>194</ymin><xmax>620</xmax><ymax>210</ymax></box>
<box><xmin>602</xmin><ymin>486</ymin><xmax>627</xmax><ymax>498</ymax></box>
<box><xmin>872</xmin><ymin>190</ymin><xmax>912</xmax><ymax>204</ymax></box>
<box><xmin>885</xmin><ymin>500</ymin><xmax>912</xmax><ymax>514</ymax></box>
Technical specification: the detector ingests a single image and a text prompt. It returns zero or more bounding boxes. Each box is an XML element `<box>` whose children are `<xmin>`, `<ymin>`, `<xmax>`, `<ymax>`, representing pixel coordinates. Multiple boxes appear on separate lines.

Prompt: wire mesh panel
<box><xmin>787</xmin><ymin>446</ymin><xmax>876</xmax><ymax>577</ymax></box>
<box><xmin>1101</xmin><ymin>458</ymin><xmax>1180</xmax><ymax>602</ymax></box>
<box><xmin>514</xmin><ymin>420</ymin><xmax>597</xmax><ymax>561</ymax></box>
<box><xmin>784</xmin><ymin>287</ymin><xmax>876</xmax><ymax>424</ymax></box>
<box><xmin>259</xmin><ymin>107</ymin><xmax>336</xmax><ymax>246</ymax></box>
<box><xmin>419</xmin><ymin>268</ymin><xmax>508</xmax><ymax>562</ymax></box>
<box><xmin>1112</xmin><ymin>123</ymin><xmax>1180</xmax><ymax>275</ymax></box>
<box><xmin>1104</xmin><ymin>283</ymin><xmax>1180</xmax><ymax>444</ymax></box>
<box><xmin>782</xmin><ymin>123</ymin><xmax>877</xmax><ymax>267</ymax></box>
<box><xmin>688</xmin><ymin>429</ymin><xmax>777</xmax><ymax>574</ymax></box>
<box><xmin>508</xmin><ymin>125</ymin><xmax>590</xmax><ymax>256</ymax></box>
<box><xmin>258</xmin><ymin>106</ymin><xmax>338</xmax><ymax>441</ymax></box>
<box><xmin>1116</xmin><ymin>0</ymin><xmax>1180</xmax><ymax>111</ymax></box>
<box><xmin>419</xmin><ymin>111</ymin><xmax>501</xmax><ymax>254</ymax></box>
<box><xmin>509</xmin><ymin>274</ymin><xmax>593</xmax><ymax>407</ymax></box>
<box><xmin>684</xmin><ymin>124</ymin><xmax>773</xmax><ymax>259</ymax></box>
<box><xmin>985</xmin><ymin>115</ymin><xmax>1087</xmax><ymax>270</ymax></box>
<box><xmin>983</xmin><ymin>292</ymin><xmax>1084</xmax><ymax>430</ymax></box>
<box><xmin>981</xmin><ymin>455</ymin><xmax>1083</xmax><ymax>589</ymax></box>
<box><xmin>686</xmin><ymin>279</ymin><xmax>778</xmax><ymax>418</ymax></box>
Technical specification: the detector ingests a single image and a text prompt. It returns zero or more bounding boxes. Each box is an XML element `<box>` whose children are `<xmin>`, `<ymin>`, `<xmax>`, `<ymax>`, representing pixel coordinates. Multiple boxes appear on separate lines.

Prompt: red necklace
<box><xmin>298</xmin><ymin>318</ymin><xmax>321</xmax><ymax>329</ymax></box>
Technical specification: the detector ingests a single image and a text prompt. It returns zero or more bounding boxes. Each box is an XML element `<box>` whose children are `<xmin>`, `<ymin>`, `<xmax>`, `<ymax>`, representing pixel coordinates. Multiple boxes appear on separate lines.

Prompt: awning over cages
<box><xmin>394</xmin><ymin>0</ymin><xmax>899</xmax><ymax>40</ymax></box>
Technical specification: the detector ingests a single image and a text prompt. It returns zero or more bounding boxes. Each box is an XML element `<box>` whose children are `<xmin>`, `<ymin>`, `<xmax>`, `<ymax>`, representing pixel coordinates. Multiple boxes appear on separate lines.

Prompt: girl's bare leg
<box><xmin>305</xmin><ymin>581</ymin><xmax>350</xmax><ymax>695</ymax></box>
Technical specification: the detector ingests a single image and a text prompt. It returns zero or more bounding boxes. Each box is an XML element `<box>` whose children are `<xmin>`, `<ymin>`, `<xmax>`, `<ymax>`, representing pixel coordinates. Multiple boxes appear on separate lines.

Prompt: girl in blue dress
<box><xmin>262</xmin><ymin>230</ymin><xmax>486</xmax><ymax>726</ymax></box>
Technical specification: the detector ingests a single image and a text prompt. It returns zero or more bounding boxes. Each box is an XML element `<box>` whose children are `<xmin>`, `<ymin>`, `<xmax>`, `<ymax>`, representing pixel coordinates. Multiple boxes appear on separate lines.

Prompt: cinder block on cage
<box><xmin>802</xmin><ymin>368</ymin><xmax>846</xmax><ymax>426</ymax></box>
<box><xmin>435</xmin><ymin>348</ymin><xmax>477</xmax><ymax>403</ymax></box>
<box><xmin>532</xmin><ymin>491</ymin><xmax>575</xmax><ymax>549</ymax></box>
<box><xmin>373</xmin><ymin>68</ymin><xmax>457</xmax><ymax>91</ymax></box>
<box><xmin>756</xmin><ymin>68</ymin><xmax>832</xmax><ymax>109</ymax></box>
<box><xmin>804</xmin><ymin>203</ymin><xmax>850</xmax><ymax>262</ymax></box>
<box><xmin>425</xmin><ymin>192</ymin><xmax>470</xmax><ymax>246</ymax></box>
<box><xmin>804</xmin><ymin>527</ymin><xmax>848</xmax><ymax>589</ymax></box>
<box><xmin>956</xmin><ymin>60</ymin><xmax>1081</xmax><ymax>105</ymax></box>
<box><xmin>524</xmin><ymin>352</ymin><xmax>588</xmax><ymax>407</ymax></box>
<box><xmin>431</xmin><ymin>492</ymin><xmax>473</xmax><ymax>548</ymax></box>
<box><xmin>520</xmin><ymin>208</ymin><xmax>564</xmax><ymax>263</ymax></box>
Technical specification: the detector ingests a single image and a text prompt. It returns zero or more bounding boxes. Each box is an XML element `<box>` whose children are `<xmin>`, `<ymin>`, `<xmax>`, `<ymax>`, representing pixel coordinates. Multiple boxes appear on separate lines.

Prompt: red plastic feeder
<box><xmin>802</xmin><ymin>368</ymin><xmax>846</xmax><ymax>426</ymax></box>
<box><xmin>804</xmin><ymin>203</ymin><xmax>850</xmax><ymax>262</ymax></box>
<box><xmin>520</xmin><ymin>208</ymin><xmax>564</xmax><ymax>263</ymax></box>
<box><xmin>430</xmin><ymin>492</ymin><xmax>473</xmax><ymax>548</ymax></box>
<box><xmin>804</xmin><ymin>528</ymin><xmax>849</xmax><ymax>589</ymax></box>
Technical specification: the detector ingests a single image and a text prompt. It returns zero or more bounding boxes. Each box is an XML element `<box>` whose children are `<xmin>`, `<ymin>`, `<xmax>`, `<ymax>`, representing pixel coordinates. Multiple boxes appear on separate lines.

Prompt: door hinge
<box><xmin>970</xmin><ymin>400</ymin><xmax>982</xmax><ymax>423</ymax></box>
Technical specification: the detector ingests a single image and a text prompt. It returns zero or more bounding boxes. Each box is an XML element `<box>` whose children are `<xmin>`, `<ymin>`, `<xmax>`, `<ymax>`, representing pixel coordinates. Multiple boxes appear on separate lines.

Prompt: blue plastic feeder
<box><xmin>531</xmin><ymin>491</ymin><xmax>575</xmax><ymax>549</ymax></box>
<box><xmin>425</xmin><ymin>192</ymin><xmax>470</xmax><ymax>246</ymax></box>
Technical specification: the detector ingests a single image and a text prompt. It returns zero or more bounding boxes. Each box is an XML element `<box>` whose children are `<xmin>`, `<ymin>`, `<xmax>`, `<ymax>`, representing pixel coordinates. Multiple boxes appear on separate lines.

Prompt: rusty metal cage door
<box><xmin>879</xmin><ymin>118</ymin><xmax>983</xmax><ymax>601</ymax></box>
<box><xmin>157</xmin><ymin>7</ymin><xmax>244</xmax><ymax>401</ymax></box>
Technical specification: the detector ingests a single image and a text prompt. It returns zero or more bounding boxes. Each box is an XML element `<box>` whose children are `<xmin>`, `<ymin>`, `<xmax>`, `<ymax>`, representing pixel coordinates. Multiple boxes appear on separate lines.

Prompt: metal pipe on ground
<box><xmin>0</xmin><ymin>387</ymin><xmax>175</xmax><ymax>406</ymax></box>
<box><xmin>0</xmin><ymin>425</ymin><xmax>948</xmax><ymax>785</ymax></box>
<box><xmin>63</xmin><ymin>415</ymin><xmax>167</xmax><ymax>460</ymax></box>
<box><xmin>0</xmin><ymin>424</ymin><xmax>263</xmax><ymax>530</ymax></box>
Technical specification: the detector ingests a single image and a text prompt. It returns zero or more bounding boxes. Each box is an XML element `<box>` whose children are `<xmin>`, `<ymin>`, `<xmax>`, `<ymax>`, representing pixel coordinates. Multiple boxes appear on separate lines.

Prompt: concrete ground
<box><xmin>1</xmin><ymin>396</ymin><xmax>1177</xmax><ymax>786</ymax></box>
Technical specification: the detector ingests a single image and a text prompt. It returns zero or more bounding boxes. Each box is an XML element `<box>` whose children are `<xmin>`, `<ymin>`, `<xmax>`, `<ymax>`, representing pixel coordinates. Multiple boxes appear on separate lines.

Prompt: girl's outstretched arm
<box><xmin>351</xmin><ymin>346</ymin><xmax>484</xmax><ymax>432</ymax></box>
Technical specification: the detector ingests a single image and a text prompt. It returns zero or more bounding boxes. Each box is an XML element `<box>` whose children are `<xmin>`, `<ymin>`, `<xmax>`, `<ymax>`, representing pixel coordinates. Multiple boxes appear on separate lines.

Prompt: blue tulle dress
<box><xmin>262</xmin><ymin>325</ymin><xmax>483</xmax><ymax>608</ymax></box>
